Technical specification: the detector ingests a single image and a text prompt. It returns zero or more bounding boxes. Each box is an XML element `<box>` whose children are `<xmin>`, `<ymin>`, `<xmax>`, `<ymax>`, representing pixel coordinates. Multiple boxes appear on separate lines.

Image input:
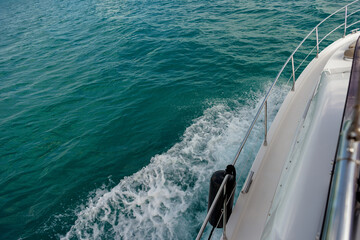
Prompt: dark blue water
<box><xmin>0</xmin><ymin>0</ymin><xmax>357</xmax><ymax>239</ymax></box>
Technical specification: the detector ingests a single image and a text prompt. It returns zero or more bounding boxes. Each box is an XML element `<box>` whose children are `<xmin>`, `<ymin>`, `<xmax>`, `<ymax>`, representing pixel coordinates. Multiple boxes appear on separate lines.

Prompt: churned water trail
<box><xmin>0</xmin><ymin>0</ymin><xmax>356</xmax><ymax>239</ymax></box>
<box><xmin>60</xmin><ymin>85</ymin><xmax>289</xmax><ymax>240</ymax></box>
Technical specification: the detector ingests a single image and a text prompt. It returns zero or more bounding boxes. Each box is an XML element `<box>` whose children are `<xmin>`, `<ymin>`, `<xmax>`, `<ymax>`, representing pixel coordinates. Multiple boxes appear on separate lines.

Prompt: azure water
<box><xmin>0</xmin><ymin>0</ymin><xmax>352</xmax><ymax>239</ymax></box>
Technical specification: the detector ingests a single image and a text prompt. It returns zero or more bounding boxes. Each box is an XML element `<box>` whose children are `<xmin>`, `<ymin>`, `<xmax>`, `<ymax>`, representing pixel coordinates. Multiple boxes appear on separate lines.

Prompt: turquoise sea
<box><xmin>0</xmin><ymin>0</ymin><xmax>357</xmax><ymax>239</ymax></box>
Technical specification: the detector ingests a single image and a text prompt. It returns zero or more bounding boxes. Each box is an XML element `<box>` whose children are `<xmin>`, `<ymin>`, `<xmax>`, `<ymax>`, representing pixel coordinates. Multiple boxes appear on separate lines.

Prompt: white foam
<box><xmin>61</xmin><ymin>84</ymin><xmax>290</xmax><ymax>240</ymax></box>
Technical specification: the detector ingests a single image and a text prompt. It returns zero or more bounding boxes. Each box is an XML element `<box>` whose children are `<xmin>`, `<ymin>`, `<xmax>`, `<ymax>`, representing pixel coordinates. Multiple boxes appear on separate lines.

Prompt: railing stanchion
<box><xmin>195</xmin><ymin>2</ymin><xmax>360</xmax><ymax>238</ymax></box>
<box><xmin>316</xmin><ymin>27</ymin><xmax>319</xmax><ymax>58</ymax></box>
<box><xmin>223</xmin><ymin>183</ymin><xmax>228</xmax><ymax>240</ymax></box>
<box><xmin>264</xmin><ymin>100</ymin><xmax>268</xmax><ymax>146</ymax></box>
<box><xmin>292</xmin><ymin>55</ymin><xmax>295</xmax><ymax>91</ymax></box>
<box><xmin>344</xmin><ymin>6</ymin><xmax>348</xmax><ymax>37</ymax></box>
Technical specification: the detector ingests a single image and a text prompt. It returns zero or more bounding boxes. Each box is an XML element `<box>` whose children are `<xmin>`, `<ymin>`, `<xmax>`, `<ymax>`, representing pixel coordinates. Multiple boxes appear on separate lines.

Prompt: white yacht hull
<box><xmin>225</xmin><ymin>32</ymin><xmax>360</xmax><ymax>240</ymax></box>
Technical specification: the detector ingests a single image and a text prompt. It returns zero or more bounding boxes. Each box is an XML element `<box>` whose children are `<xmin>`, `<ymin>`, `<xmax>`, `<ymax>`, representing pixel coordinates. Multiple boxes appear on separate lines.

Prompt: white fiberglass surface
<box><xmin>225</xmin><ymin>33</ymin><xmax>360</xmax><ymax>240</ymax></box>
<box><xmin>261</xmin><ymin>61</ymin><xmax>351</xmax><ymax>240</ymax></box>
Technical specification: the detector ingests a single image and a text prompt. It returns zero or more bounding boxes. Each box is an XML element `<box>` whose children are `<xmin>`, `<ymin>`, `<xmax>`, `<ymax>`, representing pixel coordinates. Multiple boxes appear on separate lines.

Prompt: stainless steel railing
<box><xmin>196</xmin><ymin>1</ymin><xmax>360</xmax><ymax>239</ymax></box>
<box><xmin>321</xmin><ymin>36</ymin><xmax>360</xmax><ymax>240</ymax></box>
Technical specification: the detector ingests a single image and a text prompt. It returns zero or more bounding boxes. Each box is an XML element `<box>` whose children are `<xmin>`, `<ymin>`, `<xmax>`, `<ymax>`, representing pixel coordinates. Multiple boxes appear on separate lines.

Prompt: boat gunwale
<box><xmin>196</xmin><ymin>1</ymin><xmax>360</xmax><ymax>239</ymax></box>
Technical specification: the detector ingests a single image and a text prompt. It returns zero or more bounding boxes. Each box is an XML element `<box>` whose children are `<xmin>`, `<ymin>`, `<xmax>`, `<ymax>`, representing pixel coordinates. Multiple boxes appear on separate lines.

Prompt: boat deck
<box><xmin>225</xmin><ymin>32</ymin><xmax>360</xmax><ymax>240</ymax></box>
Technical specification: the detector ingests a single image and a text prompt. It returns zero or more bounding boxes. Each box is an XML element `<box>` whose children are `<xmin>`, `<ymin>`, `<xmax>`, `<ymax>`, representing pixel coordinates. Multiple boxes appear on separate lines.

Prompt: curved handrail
<box><xmin>196</xmin><ymin>1</ymin><xmax>360</xmax><ymax>239</ymax></box>
<box><xmin>231</xmin><ymin>0</ymin><xmax>360</xmax><ymax>166</ymax></box>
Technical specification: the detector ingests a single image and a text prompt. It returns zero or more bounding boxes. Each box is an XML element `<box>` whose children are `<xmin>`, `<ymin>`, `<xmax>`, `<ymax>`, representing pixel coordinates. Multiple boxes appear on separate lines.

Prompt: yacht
<box><xmin>196</xmin><ymin>1</ymin><xmax>360</xmax><ymax>239</ymax></box>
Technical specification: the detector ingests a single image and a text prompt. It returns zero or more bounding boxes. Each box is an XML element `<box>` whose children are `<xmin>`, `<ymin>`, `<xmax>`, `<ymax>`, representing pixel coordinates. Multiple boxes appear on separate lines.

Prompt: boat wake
<box><xmin>61</xmin><ymin>84</ymin><xmax>289</xmax><ymax>240</ymax></box>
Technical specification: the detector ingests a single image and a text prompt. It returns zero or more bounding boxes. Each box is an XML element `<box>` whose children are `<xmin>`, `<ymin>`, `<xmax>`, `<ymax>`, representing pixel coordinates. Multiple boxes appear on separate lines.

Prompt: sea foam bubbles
<box><xmin>61</xmin><ymin>84</ymin><xmax>289</xmax><ymax>240</ymax></box>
